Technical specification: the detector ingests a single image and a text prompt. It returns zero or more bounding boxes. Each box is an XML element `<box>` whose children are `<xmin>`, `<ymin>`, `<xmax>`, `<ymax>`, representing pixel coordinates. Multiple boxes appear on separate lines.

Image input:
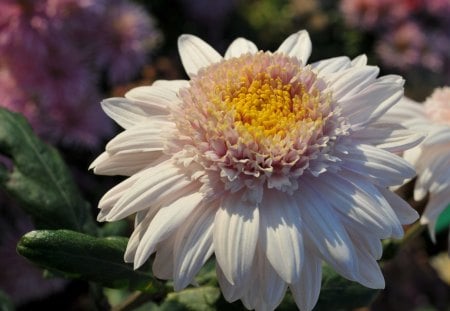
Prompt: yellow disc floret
<box><xmin>222</xmin><ymin>71</ymin><xmax>323</xmax><ymax>141</ymax></box>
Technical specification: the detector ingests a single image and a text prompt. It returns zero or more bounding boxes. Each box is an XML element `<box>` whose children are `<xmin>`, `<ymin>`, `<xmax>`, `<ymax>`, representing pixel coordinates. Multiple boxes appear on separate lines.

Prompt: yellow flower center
<box><xmin>222</xmin><ymin>71</ymin><xmax>323</xmax><ymax>141</ymax></box>
<box><xmin>174</xmin><ymin>51</ymin><xmax>344</xmax><ymax>198</ymax></box>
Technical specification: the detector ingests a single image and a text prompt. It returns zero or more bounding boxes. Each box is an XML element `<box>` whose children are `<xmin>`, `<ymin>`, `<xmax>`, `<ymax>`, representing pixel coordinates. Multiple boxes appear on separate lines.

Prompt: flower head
<box><xmin>387</xmin><ymin>88</ymin><xmax>450</xmax><ymax>241</ymax></box>
<box><xmin>91</xmin><ymin>30</ymin><xmax>422</xmax><ymax>311</ymax></box>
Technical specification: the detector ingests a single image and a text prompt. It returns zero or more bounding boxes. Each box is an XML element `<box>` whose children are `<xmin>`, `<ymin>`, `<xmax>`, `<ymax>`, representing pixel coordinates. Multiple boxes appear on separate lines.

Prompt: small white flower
<box><xmin>91</xmin><ymin>30</ymin><xmax>422</xmax><ymax>311</ymax></box>
<box><xmin>385</xmin><ymin>87</ymin><xmax>450</xmax><ymax>242</ymax></box>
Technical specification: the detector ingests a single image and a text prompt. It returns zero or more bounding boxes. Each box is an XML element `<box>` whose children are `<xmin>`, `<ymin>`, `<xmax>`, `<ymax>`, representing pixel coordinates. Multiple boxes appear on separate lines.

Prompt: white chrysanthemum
<box><xmin>91</xmin><ymin>30</ymin><xmax>423</xmax><ymax>311</ymax></box>
<box><xmin>384</xmin><ymin>88</ymin><xmax>450</xmax><ymax>242</ymax></box>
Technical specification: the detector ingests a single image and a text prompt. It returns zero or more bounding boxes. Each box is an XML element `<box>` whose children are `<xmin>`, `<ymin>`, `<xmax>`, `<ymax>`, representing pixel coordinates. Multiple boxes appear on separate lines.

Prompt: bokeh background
<box><xmin>1</xmin><ymin>0</ymin><xmax>449</xmax><ymax>310</ymax></box>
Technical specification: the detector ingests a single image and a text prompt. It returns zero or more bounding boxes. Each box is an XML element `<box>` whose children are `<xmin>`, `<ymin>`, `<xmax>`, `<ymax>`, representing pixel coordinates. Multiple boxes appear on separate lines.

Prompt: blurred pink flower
<box><xmin>375</xmin><ymin>22</ymin><xmax>442</xmax><ymax>71</ymax></box>
<box><xmin>340</xmin><ymin>0</ymin><xmax>421</xmax><ymax>30</ymax></box>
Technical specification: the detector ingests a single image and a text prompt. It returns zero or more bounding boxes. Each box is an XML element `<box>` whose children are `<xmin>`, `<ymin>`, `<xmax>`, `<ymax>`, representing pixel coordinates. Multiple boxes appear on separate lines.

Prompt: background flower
<box><xmin>386</xmin><ymin>88</ymin><xmax>450</xmax><ymax>241</ymax></box>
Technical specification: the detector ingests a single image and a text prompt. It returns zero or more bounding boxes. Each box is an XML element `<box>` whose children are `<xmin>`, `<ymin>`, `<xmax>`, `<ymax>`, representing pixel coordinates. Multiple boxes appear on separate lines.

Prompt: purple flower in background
<box><xmin>340</xmin><ymin>0</ymin><xmax>450</xmax><ymax>77</ymax></box>
<box><xmin>95</xmin><ymin>0</ymin><xmax>160</xmax><ymax>85</ymax></box>
<box><xmin>375</xmin><ymin>22</ymin><xmax>442</xmax><ymax>72</ymax></box>
<box><xmin>0</xmin><ymin>0</ymin><xmax>160</xmax><ymax>146</ymax></box>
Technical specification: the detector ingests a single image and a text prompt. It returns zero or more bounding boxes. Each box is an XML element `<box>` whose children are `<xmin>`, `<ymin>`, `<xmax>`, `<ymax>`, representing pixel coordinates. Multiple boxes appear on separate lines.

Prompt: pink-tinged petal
<box><xmin>289</xmin><ymin>253</ymin><xmax>322</xmax><ymax>311</ymax></box>
<box><xmin>133</xmin><ymin>191</ymin><xmax>204</xmax><ymax>269</ymax></box>
<box><xmin>311</xmin><ymin>56</ymin><xmax>351</xmax><ymax>74</ymax></box>
<box><xmin>178</xmin><ymin>34</ymin><xmax>222</xmax><ymax>77</ymax></box>
<box><xmin>214</xmin><ymin>193</ymin><xmax>259</xmax><ymax>285</ymax></box>
<box><xmin>260</xmin><ymin>190</ymin><xmax>303</xmax><ymax>283</ymax></box>
<box><xmin>276</xmin><ymin>30</ymin><xmax>312</xmax><ymax>64</ymax></box>
<box><xmin>224</xmin><ymin>38</ymin><xmax>258</xmax><ymax>59</ymax></box>
<box><xmin>173</xmin><ymin>200</ymin><xmax>216</xmax><ymax>290</ymax></box>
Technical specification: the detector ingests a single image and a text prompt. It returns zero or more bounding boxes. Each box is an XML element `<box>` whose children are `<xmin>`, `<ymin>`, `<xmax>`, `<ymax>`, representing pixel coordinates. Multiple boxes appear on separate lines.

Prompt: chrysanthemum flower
<box><xmin>385</xmin><ymin>88</ymin><xmax>450</xmax><ymax>242</ymax></box>
<box><xmin>91</xmin><ymin>30</ymin><xmax>423</xmax><ymax>311</ymax></box>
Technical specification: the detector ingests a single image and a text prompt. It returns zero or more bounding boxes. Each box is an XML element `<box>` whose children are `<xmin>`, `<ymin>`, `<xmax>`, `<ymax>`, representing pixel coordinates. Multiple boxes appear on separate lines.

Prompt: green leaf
<box><xmin>0</xmin><ymin>108</ymin><xmax>96</xmax><ymax>234</ymax></box>
<box><xmin>435</xmin><ymin>204</ymin><xmax>450</xmax><ymax>233</ymax></box>
<box><xmin>314</xmin><ymin>264</ymin><xmax>379</xmax><ymax>311</ymax></box>
<box><xmin>0</xmin><ymin>291</ymin><xmax>14</xmax><ymax>311</ymax></box>
<box><xmin>16</xmin><ymin>229</ymin><xmax>165</xmax><ymax>293</ymax></box>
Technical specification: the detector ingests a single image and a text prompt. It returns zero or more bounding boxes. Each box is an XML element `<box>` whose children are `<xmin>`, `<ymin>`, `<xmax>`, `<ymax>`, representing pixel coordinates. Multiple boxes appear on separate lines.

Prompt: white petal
<box><xmin>152</xmin><ymin>235</ymin><xmax>176</xmax><ymax>280</ymax></box>
<box><xmin>324</xmin><ymin>66</ymin><xmax>380</xmax><ymax>101</ymax></box>
<box><xmin>421</xmin><ymin>191</ymin><xmax>450</xmax><ymax>226</ymax></box>
<box><xmin>124</xmin><ymin>208</ymin><xmax>160</xmax><ymax>262</ymax></box>
<box><xmin>381</xmin><ymin>96</ymin><xmax>425</xmax><ymax>124</ymax></box>
<box><xmin>339</xmin><ymin>81</ymin><xmax>404</xmax><ymax>129</ymax></box>
<box><xmin>214</xmin><ymin>193</ymin><xmax>259</xmax><ymax>285</ymax></box>
<box><xmin>321</xmin><ymin>171</ymin><xmax>404</xmax><ymax>239</ymax></box>
<box><xmin>423</xmin><ymin>127</ymin><xmax>450</xmax><ymax>146</ymax></box>
<box><xmin>124</xmin><ymin>85</ymin><xmax>180</xmax><ymax>115</ymax></box>
<box><xmin>178</xmin><ymin>34</ymin><xmax>222</xmax><ymax>77</ymax></box>
<box><xmin>134</xmin><ymin>191</ymin><xmax>204</xmax><ymax>268</ymax></box>
<box><xmin>351</xmin><ymin>54</ymin><xmax>368</xmax><ymax>67</ymax></box>
<box><xmin>173</xmin><ymin>200</ymin><xmax>215</xmax><ymax>290</ymax></box>
<box><xmin>343</xmin><ymin>221</ymin><xmax>383</xmax><ymax>260</ymax></box>
<box><xmin>352</xmin><ymin>122</ymin><xmax>425</xmax><ymax>153</ymax></box>
<box><xmin>97</xmin><ymin>171</ymin><xmax>144</xmax><ymax>221</ymax></box>
<box><xmin>151</xmin><ymin>79</ymin><xmax>190</xmax><ymax>92</ymax></box>
<box><xmin>311</xmin><ymin>56</ymin><xmax>351</xmax><ymax>74</ymax></box>
<box><xmin>91</xmin><ymin>150</ymin><xmax>165</xmax><ymax>176</ymax></box>
<box><xmin>241</xmin><ymin>248</ymin><xmax>288</xmax><ymax>311</ymax></box>
<box><xmin>297</xmin><ymin>181</ymin><xmax>359</xmax><ymax>281</ymax></box>
<box><xmin>377</xmin><ymin>187</ymin><xmax>419</xmax><ymax>225</ymax></box>
<box><xmin>289</xmin><ymin>253</ymin><xmax>322</xmax><ymax>311</ymax></box>
<box><xmin>276</xmin><ymin>30</ymin><xmax>312</xmax><ymax>64</ymax></box>
<box><xmin>341</xmin><ymin>144</ymin><xmax>416</xmax><ymax>186</ymax></box>
<box><xmin>353</xmin><ymin>246</ymin><xmax>385</xmax><ymax>289</ymax></box>
<box><xmin>101</xmin><ymin>98</ymin><xmax>147</xmax><ymax>129</ymax></box>
<box><xmin>224</xmin><ymin>38</ymin><xmax>258</xmax><ymax>59</ymax></box>
<box><xmin>216</xmin><ymin>265</ymin><xmax>247</xmax><ymax>302</ymax></box>
<box><xmin>260</xmin><ymin>190</ymin><xmax>303</xmax><ymax>283</ymax></box>
<box><xmin>105</xmin><ymin>121</ymin><xmax>174</xmax><ymax>154</ymax></box>
<box><xmin>106</xmin><ymin>161</ymin><xmax>188</xmax><ymax>220</ymax></box>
